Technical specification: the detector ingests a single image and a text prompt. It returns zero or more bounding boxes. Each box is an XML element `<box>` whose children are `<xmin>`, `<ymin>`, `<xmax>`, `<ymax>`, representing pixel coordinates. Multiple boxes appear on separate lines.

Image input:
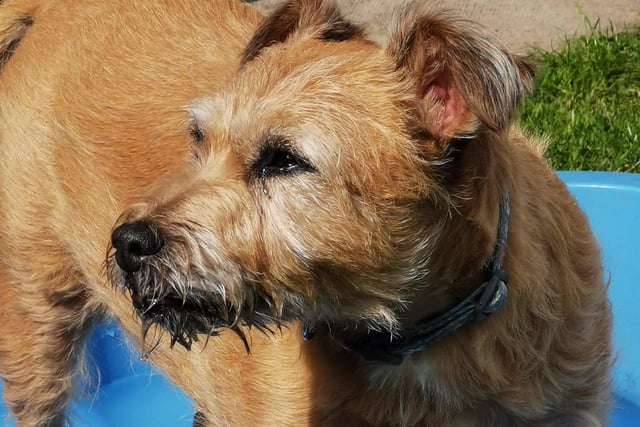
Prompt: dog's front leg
<box><xmin>0</xmin><ymin>261</ymin><xmax>101</xmax><ymax>427</ymax></box>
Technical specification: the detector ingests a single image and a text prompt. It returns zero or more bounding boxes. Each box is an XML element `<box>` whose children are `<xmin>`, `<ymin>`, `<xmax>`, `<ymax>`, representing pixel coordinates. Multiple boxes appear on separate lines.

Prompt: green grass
<box><xmin>519</xmin><ymin>20</ymin><xmax>640</xmax><ymax>172</ymax></box>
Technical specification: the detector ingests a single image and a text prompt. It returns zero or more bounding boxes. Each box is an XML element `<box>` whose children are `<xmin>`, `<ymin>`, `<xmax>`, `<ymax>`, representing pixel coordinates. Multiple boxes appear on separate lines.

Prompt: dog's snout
<box><xmin>111</xmin><ymin>221</ymin><xmax>164</xmax><ymax>272</ymax></box>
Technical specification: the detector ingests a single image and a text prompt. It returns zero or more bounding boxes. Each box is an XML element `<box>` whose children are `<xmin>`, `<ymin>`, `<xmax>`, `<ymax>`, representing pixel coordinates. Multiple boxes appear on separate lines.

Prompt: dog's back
<box><xmin>0</xmin><ymin>1</ymin><xmax>266</xmax><ymax>425</ymax></box>
<box><xmin>0</xmin><ymin>0</ymin><xmax>260</xmax><ymax>284</ymax></box>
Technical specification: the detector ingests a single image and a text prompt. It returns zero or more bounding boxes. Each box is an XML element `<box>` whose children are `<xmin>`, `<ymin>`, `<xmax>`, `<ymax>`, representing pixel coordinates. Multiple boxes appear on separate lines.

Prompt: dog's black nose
<box><xmin>111</xmin><ymin>221</ymin><xmax>164</xmax><ymax>273</ymax></box>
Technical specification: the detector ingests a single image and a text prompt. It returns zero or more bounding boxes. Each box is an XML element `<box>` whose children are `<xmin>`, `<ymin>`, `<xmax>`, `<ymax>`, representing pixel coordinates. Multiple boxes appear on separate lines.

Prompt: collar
<box><xmin>303</xmin><ymin>195</ymin><xmax>510</xmax><ymax>365</ymax></box>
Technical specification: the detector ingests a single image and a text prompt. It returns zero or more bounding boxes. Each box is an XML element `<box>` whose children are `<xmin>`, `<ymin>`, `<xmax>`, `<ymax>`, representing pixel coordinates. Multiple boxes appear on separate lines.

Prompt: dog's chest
<box><xmin>358</xmin><ymin>357</ymin><xmax>468</xmax><ymax>426</ymax></box>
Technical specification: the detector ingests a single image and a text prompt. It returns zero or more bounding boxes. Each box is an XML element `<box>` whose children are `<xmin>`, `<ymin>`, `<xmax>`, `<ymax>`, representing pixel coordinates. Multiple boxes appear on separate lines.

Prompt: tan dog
<box><xmin>0</xmin><ymin>0</ymin><xmax>612</xmax><ymax>426</ymax></box>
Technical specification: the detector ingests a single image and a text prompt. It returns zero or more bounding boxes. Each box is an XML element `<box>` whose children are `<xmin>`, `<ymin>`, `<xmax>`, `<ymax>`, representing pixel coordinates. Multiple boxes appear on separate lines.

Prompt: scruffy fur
<box><xmin>0</xmin><ymin>0</ymin><xmax>612</xmax><ymax>426</ymax></box>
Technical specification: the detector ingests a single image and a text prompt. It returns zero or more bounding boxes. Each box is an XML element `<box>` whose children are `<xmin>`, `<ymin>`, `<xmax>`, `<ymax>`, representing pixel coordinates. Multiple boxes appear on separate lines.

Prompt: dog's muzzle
<box><xmin>108</xmin><ymin>220</ymin><xmax>271</xmax><ymax>351</ymax></box>
<box><xmin>109</xmin><ymin>220</ymin><xmax>208</xmax><ymax>348</ymax></box>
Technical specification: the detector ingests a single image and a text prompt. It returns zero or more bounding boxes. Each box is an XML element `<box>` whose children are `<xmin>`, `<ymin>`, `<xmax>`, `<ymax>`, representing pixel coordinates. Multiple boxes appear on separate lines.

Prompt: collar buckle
<box><xmin>474</xmin><ymin>269</ymin><xmax>509</xmax><ymax>322</ymax></box>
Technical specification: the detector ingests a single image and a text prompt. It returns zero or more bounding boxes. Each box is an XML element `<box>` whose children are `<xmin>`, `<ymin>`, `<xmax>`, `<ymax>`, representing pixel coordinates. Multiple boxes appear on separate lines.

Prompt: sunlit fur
<box><xmin>0</xmin><ymin>0</ymin><xmax>611</xmax><ymax>426</ymax></box>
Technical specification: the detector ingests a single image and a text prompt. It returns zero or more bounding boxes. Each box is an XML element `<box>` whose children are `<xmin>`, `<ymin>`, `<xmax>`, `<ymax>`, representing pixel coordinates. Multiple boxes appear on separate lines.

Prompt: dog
<box><xmin>0</xmin><ymin>0</ymin><xmax>612</xmax><ymax>425</ymax></box>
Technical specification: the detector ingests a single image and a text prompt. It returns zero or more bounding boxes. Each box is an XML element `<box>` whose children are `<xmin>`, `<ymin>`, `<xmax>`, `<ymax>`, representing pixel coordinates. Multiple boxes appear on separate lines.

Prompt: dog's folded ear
<box><xmin>384</xmin><ymin>7</ymin><xmax>535</xmax><ymax>140</ymax></box>
<box><xmin>240</xmin><ymin>0</ymin><xmax>361</xmax><ymax>69</ymax></box>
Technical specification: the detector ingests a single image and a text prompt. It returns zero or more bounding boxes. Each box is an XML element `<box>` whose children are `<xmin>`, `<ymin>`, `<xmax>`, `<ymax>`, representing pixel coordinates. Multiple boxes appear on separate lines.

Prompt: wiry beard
<box><xmin>105</xmin><ymin>232</ymin><xmax>291</xmax><ymax>353</ymax></box>
<box><xmin>123</xmin><ymin>272</ymin><xmax>280</xmax><ymax>352</ymax></box>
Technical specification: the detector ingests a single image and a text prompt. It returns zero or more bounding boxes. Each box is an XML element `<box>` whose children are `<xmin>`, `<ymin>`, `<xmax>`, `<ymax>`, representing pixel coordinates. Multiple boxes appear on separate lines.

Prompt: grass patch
<box><xmin>519</xmin><ymin>19</ymin><xmax>640</xmax><ymax>172</ymax></box>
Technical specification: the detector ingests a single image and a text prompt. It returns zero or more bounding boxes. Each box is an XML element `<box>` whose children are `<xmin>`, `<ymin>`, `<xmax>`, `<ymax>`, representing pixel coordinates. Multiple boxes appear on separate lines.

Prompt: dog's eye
<box><xmin>187</xmin><ymin>121</ymin><xmax>208</xmax><ymax>164</ymax></box>
<box><xmin>188</xmin><ymin>124</ymin><xmax>205</xmax><ymax>144</ymax></box>
<box><xmin>253</xmin><ymin>142</ymin><xmax>314</xmax><ymax>179</ymax></box>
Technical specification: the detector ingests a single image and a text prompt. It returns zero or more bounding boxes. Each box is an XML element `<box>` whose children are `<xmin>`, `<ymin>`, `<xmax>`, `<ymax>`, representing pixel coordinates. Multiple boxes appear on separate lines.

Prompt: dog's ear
<box><xmin>385</xmin><ymin>8</ymin><xmax>535</xmax><ymax>140</ymax></box>
<box><xmin>240</xmin><ymin>0</ymin><xmax>361</xmax><ymax>68</ymax></box>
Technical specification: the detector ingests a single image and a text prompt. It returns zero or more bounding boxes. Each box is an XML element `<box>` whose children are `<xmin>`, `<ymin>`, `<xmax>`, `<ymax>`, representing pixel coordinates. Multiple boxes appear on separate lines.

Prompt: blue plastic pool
<box><xmin>557</xmin><ymin>172</ymin><xmax>640</xmax><ymax>427</ymax></box>
<box><xmin>0</xmin><ymin>171</ymin><xmax>638</xmax><ymax>426</ymax></box>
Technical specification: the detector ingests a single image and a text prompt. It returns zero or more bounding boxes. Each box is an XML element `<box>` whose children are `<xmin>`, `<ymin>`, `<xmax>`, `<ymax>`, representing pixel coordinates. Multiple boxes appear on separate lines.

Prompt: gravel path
<box><xmin>247</xmin><ymin>0</ymin><xmax>640</xmax><ymax>53</ymax></box>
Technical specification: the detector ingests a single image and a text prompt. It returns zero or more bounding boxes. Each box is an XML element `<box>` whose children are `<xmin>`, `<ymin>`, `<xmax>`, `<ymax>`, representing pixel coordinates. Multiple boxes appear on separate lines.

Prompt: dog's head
<box><xmin>107</xmin><ymin>0</ymin><xmax>533</xmax><ymax>350</ymax></box>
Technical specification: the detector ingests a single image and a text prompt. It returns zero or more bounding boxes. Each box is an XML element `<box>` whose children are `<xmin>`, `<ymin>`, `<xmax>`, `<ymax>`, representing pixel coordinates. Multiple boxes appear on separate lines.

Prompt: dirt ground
<box><xmin>246</xmin><ymin>0</ymin><xmax>640</xmax><ymax>53</ymax></box>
